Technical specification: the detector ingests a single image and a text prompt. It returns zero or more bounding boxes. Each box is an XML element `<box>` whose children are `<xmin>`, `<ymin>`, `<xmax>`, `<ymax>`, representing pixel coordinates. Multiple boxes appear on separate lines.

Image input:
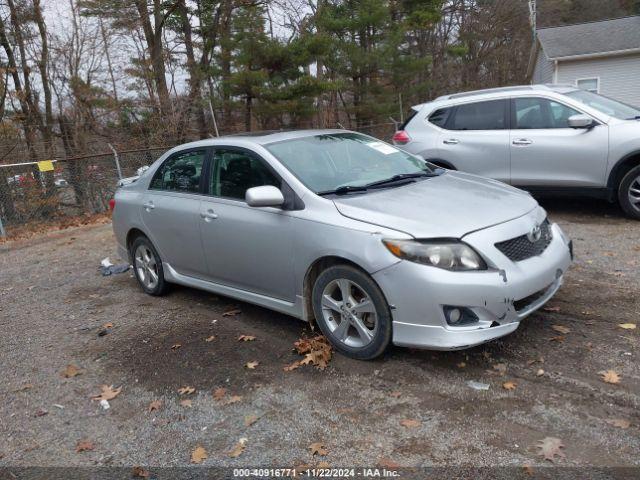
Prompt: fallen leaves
<box><xmin>377</xmin><ymin>457</ymin><xmax>400</xmax><ymax>469</ymax></box>
<box><xmin>178</xmin><ymin>386</ymin><xmax>195</xmax><ymax>395</ymax></box>
<box><xmin>132</xmin><ymin>466</ymin><xmax>150</xmax><ymax>478</ymax></box>
<box><xmin>238</xmin><ymin>335</ymin><xmax>256</xmax><ymax>342</ymax></box>
<box><xmin>212</xmin><ymin>388</ymin><xmax>227</xmax><ymax>401</ymax></box>
<box><xmin>600</xmin><ymin>370</ymin><xmax>621</xmax><ymax>384</ymax></box>
<box><xmin>61</xmin><ymin>364</ymin><xmax>82</xmax><ymax>378</ymax></box>
<box><xmin>213</xmin><ymin>387</ymin><xmax>242</xmax><ymax>405</ymax></box>
<box><xmin>389</xmin><ymin>391</ymin><xmax>402</xmax><ymax>398</ymax></box>
<box><xmin>502</xmin><ymin>381</ymin><xmax>517</xmax><ymax>390</ymax></box>
<box><xmin>551</xmin><ymin>325</ymin><xmax>570</xmax><ymax>335</ymax></box>
<box><xmin>245</xmin><ymin>361</ymin><xmax>259</xmax><ymax>370</ymax></box>
<box><xmin>399</xmin><ymin>419</ymin><xmax>421</xmax><ymax>429</ymax></box>
<box><xmin>75</xmin><ymin>440</ymin><xmax>95</xmax><ymax>453</ymax></box>
<box><xmin>191</xmin><ymin>446</ymin><xmax>207</xmax><ymax>464</ymax></box>
<box><xmin>618</xmin><ymin>323</ymin><xmax>636</xmax><ymax>330</ymax></box>
<box><xmin>286</xmin><ymin>335</ymin><xmax>333</xmax><ymax>371</ymax></box>
<box><xmin>536</xmin><ymin>437</ymin><xmax>565</xmax><ymax>462</ymax></box>
<box><xmin>171</xmin><ymin>344</ymin><xmax>182</xmax><ymax>350</ymax></box>
<box><xmin>91</xmin><ymin>385</ymin><xmax>121</xmax><ymax>402</ymax></box>
<box><xmin>228</xmin><ymin>438</ymin><xmax>247</xmax><ymax>458</ymax></box>
<box><xmin>148</xmin><ymin>400</ymin><xmax>162</xmax><ymax>412</ymax></box>
<box><xmin>549</xmin><ymin>335</ymin><xmax>565</xmax><ymax>342</ymax></box>
<box><xmin>309</xmin><ymin>442</ymin><xmax>328</xmax><ymax>456</ymax></box>
<box><xmin>180</xmin><ymin>399</ymin><xmax>193</xmax><ymax>408</ymax></box>
<box><xmin>205</xmin><ymin>335</ymin><xmax>216</xmax><ymax>342</ymax></box>
<box><xmin>244</xmin><ymin>414</ymin><xmax>259</xmax><ymax>427</ymax></box>
<box><xmin>223</xmin><ymin>308</ymin><xmax>241</xmax><ymax>317</ymax></box>
<box><xmin>605</xmin><ymin>418</ymin><xmax>630</xmax><ymax>429</ymax></box>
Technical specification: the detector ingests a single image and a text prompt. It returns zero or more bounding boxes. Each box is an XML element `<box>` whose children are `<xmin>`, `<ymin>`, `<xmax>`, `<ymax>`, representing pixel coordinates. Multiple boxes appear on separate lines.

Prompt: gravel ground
<box><xmin>1</xmin><ymin>198</ymin><xmax>639</xmax><ymax>476</ymax></box>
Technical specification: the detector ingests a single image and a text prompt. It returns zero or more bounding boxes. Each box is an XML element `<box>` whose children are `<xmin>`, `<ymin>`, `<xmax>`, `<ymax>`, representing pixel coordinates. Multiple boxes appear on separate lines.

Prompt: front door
<box><xmin>509</xmin><ymin>96</ymin><xmax>608</xmax><ymax>187</ymax></box>
<box><xmin>140</xmin><ymin>148</ymin><xmax>209</xmax><ymax>278</ymax></box>
<box><xmin>198</xmin><ymin>146</ymin><xmax>296</xmax><ymax>302</ymax></box>
<box><xmin>436</xmin><ymin>99</ymin><xmax>511</xmax><ymax>183</ymax></box>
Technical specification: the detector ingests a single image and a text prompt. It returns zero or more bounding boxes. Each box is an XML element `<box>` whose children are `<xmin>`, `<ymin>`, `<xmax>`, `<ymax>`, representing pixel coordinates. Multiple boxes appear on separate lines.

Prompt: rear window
<box><xmin>449</xmin><ymin>100</ymin><xmax>507</xmax><ymax>130</ymax></box>
<box><xmin>428</xmin><ymin>108</ymin><xmax>452</xmax><ymax>128</ymax></box>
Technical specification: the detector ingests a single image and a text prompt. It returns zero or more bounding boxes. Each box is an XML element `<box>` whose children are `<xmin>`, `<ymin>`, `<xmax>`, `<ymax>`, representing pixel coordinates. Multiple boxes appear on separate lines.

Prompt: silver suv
<box><xmin>393</xmin><ymin>85</ymin><xmax>640</xmax><ymax>219</ymax></box>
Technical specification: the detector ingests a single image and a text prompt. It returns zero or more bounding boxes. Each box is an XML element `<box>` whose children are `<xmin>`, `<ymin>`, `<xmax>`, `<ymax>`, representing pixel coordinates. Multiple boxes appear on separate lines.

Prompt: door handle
<box><xmin>512</xmin><ymin>139</ymin><xmax>533</xmax><ymax>145</ymax></box>
<box><xmin>443</xmin><ymin>138</ymin><xmax>459</xmax><ymax>145</ymax></box>
<box><xmin>200</xmin><ymin>210</ymin><xmax>218</xmax><ymax>221</ymax></box>
<box><xmin>143</xmin><ymin>201</ymin><xmax>155</xmax><ymax>211</ymax></box>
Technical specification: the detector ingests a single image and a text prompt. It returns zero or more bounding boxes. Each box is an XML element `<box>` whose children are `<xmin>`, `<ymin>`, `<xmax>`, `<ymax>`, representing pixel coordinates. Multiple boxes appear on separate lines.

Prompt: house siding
<box><xmin>532</xmin><ymin>47</ymin><xmax>555</xmax><ymax>84</ymax></box>
<box><xmin>556</xmin><ymin>53</ymin><xmax>640</xmax><ymax>106</ymax></box>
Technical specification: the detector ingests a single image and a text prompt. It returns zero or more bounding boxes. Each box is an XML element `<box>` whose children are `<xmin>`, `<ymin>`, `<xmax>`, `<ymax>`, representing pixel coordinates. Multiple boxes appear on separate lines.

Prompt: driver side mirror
<box><xmin>245</xmin><ymin>185</ymin><xmax>285</xmax><ymax>208</ymax></box>
<box><xmin>568</xmin><ymin>114</ymin><xmax>595</xmax><ymax>129</ymax></box>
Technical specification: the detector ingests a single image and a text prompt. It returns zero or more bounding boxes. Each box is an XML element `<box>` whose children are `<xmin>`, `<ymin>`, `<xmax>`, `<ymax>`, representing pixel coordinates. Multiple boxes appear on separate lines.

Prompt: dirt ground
<box><xmin>1</xmin><ymin>198</ymin><xmax>639</xmax><ymax>477</ymax></box>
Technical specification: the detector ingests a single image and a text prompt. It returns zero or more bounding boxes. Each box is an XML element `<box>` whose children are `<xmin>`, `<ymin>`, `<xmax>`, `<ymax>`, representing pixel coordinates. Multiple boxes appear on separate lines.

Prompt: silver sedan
<box><xmin>111</xmin><ymin>130</ymin><xmax>573</xmax><ymax>360</ymax></box>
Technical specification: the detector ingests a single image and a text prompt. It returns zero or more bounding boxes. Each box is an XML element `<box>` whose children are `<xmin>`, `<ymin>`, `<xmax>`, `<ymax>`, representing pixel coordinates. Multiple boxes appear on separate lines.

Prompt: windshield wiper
<box><xmin>365</xmin><ymin>171</ymin><xmax>438</xmax><ymax>189</ymax></box>
<box><xmin>318</xmin><ymin>185</ymin><xmax>369</xmax><ymax>196</ymax></box>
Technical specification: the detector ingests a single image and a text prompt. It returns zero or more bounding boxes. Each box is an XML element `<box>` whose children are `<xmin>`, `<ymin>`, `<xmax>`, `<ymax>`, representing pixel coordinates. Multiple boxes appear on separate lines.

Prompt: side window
<box><xmin>514</xmin><ymin>98</ymin><xmax>581</xmax><ymax>129</ymax></box>
<box><xmin>449</xmin><ymin>100</ymin><xmax>506</xmax><ymax>130</ymax></box>
<box><xmin>428</xmin><ymin>108</ymin><xmax>451</xmax><ymax>128</ymax></box>
<box><xmin>210</xmin><ymin>148</ymin><xmax>280</xmax><ymax>200</ymax></box>
<box><xmin>150</xmin><ymin>150</ymin><xmax>205</xmax><ymax>193</ymax></box>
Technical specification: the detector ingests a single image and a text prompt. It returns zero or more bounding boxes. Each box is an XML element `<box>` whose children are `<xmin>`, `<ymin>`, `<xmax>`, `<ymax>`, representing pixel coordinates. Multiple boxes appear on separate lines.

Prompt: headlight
<box><xmin>382</xmin><ymin>239</ymin><xmax>487</xmax><ymax>271</ymax></box>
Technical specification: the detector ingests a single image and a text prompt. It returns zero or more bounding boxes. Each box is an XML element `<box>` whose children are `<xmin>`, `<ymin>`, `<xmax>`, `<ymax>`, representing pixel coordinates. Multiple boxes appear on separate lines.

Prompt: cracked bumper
<box><xmin>373</xmin><ymin>214</ymin><xmax>572</xmax><ymax>350</ymax></box>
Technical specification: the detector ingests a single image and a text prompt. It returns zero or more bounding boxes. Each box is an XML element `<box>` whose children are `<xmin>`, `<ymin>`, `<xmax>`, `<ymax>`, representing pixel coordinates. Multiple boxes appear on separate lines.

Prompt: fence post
<box><xmin>108</xmin><ymin>143</ymin><xmax>123</xmax><ymax>180</ymax></box>
<box><xmin>0</xmin><ymin>215</ymin><xmax>6</xmax><ymax>238</ymax></box>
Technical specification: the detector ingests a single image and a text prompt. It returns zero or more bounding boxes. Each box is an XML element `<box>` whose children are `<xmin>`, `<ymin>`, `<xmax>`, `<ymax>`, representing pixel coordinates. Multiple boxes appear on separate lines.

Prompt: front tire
<box><xmin>618</xmin><ymin>165</ymin><xmax>640</xmax><ymax>220</ymax></box>
<box><xmin>312</xmin><ymin>265</ymin><xmax>392</xmax><ymax>360</ymax></box>
<box><xmin>130</xmin><ymin>236</ymin><xmax>169</xmax><ymax>296</ymax></box>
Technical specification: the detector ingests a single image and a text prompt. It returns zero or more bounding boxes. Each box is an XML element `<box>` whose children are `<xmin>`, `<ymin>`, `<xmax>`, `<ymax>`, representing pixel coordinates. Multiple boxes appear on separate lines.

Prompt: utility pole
<box><xmin>528</xmin><ymin>0</ymin><xmax>537</xmax><ymax>41</ymax></box>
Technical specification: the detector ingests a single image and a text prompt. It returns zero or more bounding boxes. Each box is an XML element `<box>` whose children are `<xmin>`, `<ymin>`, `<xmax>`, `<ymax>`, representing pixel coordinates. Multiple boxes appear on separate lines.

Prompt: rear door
<box><xmin>140</xmin><ymin>148</ymin><xmax>210</xmax><ymax>278</ymax></box>
<box><xmin>435</xmin><ymin>99</ymin><xmax>511</xmax><ymax>183</ymax></box>
<box><xmin>509</xmin><ymin>96</ymin><xmax>608</xmax><ymax>187</ymax></box>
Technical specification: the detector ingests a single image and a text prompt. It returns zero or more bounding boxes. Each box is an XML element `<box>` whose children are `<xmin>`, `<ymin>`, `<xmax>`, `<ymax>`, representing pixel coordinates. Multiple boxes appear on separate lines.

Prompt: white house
<box><xmin>528</xmin><ymin>15</ymin><xmax>640</xmax><ymax>106</ymax></box>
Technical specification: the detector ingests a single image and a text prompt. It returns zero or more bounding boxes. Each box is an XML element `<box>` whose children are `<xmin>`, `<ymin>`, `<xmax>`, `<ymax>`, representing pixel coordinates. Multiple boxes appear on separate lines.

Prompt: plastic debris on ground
<box><xmin>467</xmin><ymin>380</ymin><xmax>490</xmax><ymax>391</ymax></box>
<box><xmin>99</xmin><ymin>399</ymin><xmax>110</xmax><ymax>410</ymax></box>
<box><xmin>99</xmin><ymin>257</ymin><xmax>131</xmax><ymax>276</ymax></box>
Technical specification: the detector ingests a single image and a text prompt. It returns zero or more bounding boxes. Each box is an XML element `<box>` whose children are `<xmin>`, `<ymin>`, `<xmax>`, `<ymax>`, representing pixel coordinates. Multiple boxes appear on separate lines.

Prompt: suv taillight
<box><xmin>392</xmin><ymin>130</ymin><xmax>411</xmax><ymax>145</ymax></box>
<box><xmin>108</xmin><ymin>198</ymin><xmax>115</xmax><ymax>212</ymax></box>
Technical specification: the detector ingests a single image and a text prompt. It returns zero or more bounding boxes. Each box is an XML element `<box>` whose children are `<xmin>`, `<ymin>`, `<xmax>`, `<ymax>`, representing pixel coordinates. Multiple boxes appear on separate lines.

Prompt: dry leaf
<box><xmin>213</xmin><ymin>388</ymin><xmax>227</xmax><ymax>401</ymax></box>
<box><xmin>180</xmin><ymin>399</ymin><xmax>193</xmax><ymax>408</ymax></box>
<box><xmin>536</xmin><ymin>368</ymin><xmax>545</xmax><ymax>377</ymax></box>
<box><xmin>400</xmin><ymin>419</ymin><xmax>421</xmax><ymax>428</ymax></box>
<box><xmin>76</xmin><ymin>440</ymin><xmax>95</xmax><ymax>453</ymax></box>
<box><xmin>536</xmin><ymin>437</ymin><xmax>565</xmax><ymax>462</ymax></box>
<box><xmin>618</xmin><ymin>323</ymin><xmax>636</xmax><ymax>330</ymax></box>
<box><xmin>600</xmin><ymin>370</ymin><xmax>621</xmax><ymax>384</ymax></box>
<box><xmin>103</xmin><ymin>322</ymin><xmax>113</xmax><ymax>329</ymax></box>
<box><xmin>238</xmin><ymin>335</ymin><xmax>256</xmax><ymax>342</ymax></box>
<box><xmin>457</xmin><ymin>362</ymin><xmax>466</xmax><ymax>368</ymax></box>
<box><xmin>245</xmin><ymin>361</ymin><xmax>259</xmax><ymax>369</ymax></box>
<box><xmin>205</xmin><ymin>335</ymin><xmax>216</xmax><ymax>342</ymax></box>
<box><xmin>523</xmin><ymin>464</ymin><xmax>534</xmax><ymax>476</ymax></box>
<box><xmin>552</xmin><ymin>325</ymin><xmax>570</xmax><ymax>334</ymax></box>
<box><xmin>178</xmin><ymin>386</ymin><xmax>195</xmax><ymax>395</ymax></box>
<box><xmin>502</xmin><ymin>381</ymin><xmax>517</xmax><ymax>390</ymax></box>
<box><xmin>244</xmin><ymin>414</ymin><xmax>259</xmax><ymax>426</ymax></box>
<box><xmin>549</xmin><ymin>335</ymin><xmax>565</xmax><ymax>342</ymax></box>
<box><xmin>283</xmin><ymin>361</ymin><xmax>301</xmax><ymax>372</ymax></box>
<box><xmin>223</xmin><ymin>308</ymin><xmax>241</xmax><ymax>317</ymax></box>
<box><xmin>62</xmin><ymin>364</ymin><xmax>82</xmax><ymax>378</ymax></box>
<box><xmin>171</xmin><ymin>344</ymin><xmax>182</xmax><ymax>350</ymax></box>
<box><xmin>148</xmin><ymin>400</ymin><xmax>162</xmax><ymax>412</ymax></box>
<box><xmin>91</xmin><ymin>385</ymin><xmax>121</xmax><ymax>401</ymax></box>
<box><xmin>605</xmin><ymin>418</ymin><xmax>630</xmax><ymax>429</ymax></box>
<box><xmin>132</xmin><ymin>466</ymin><xmax>150</xmax><ymax>478</ymax></box>
<box><xmin>228</xmin><ymin>438</ymin><xmax>247</xmax><ymax>458</ymax></box>
<box><xmin>225</xmin><ymin>395</ymin><xmax>242</xmax><ymax>405</ymax></box>
<box><xmin>389</xmin><ymin>391</ymin><xmax>402</xmax><ymax>398</ymax></box>
<box><xmin>377</xmin><ymin>457</ymin><xmax>400</xmax><ymax>469</ymax></box>
<box><xmin>309</xmin><ymin>442</ymin><xmax>328</xmax><ymax>456</ymax></box>
<box><xmin>543</xmin><ymin>306</ymin><xmax>561</xmax><ymax>312</ymax></box>
<box><xmin>294</xmin><ymin>335</ymin><xmax>333</xmax><ymax>370</ymax></box>
<box><xmin>191</xmin><ymin>446</ymin><xmax>207</xmax><ymax>464</ymax></box>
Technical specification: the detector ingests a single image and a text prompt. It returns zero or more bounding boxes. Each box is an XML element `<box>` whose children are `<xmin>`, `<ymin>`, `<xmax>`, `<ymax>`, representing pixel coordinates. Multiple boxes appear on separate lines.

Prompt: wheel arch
<box><xmin>126</xmin><ymin>227</ymin><xmax>149</xmax><ymax>258</ymax></box>
<box><xmin>425</xmin><ymin>158</ymin><xmax>457</xmax><ymax>170</ymax></box>
<box><xmin>607</xmin><ymin>150</ymin><xmax>640</xmax><ymax>192</ymax></box>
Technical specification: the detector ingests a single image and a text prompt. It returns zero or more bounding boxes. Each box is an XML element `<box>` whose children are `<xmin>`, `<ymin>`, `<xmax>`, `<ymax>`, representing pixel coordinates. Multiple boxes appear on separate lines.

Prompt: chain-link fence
<box><xmin>0</xmin><ymin>123</ymin><xmax>397</xmax><ymax>238</ymax></box>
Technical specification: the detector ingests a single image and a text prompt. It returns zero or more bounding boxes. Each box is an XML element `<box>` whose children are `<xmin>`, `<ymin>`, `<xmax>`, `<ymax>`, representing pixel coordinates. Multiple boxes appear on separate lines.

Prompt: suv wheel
<box><xmin>311</xmin><ymin>265</ymin><xmax>392</xmax><ymax>360</ymax></box>
<box><xmin>130</xmin><ymin>236</ymin><xmax>169</xmax><ymax>296</ymax></box>
<box><xmin>618</xmin><ymin>165</ymin><xmax>640</xmax><ymax>220</ymax></box>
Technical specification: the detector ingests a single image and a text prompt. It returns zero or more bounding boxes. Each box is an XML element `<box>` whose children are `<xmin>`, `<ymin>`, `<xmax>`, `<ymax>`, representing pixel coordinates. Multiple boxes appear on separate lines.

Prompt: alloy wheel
<box><xmin>320</xmin><ymin>278</ymin><xmax>378</xmax><ymax>348</ymax></box>
<box><xmin>627</xmin><ymin>174</ymin><xmax>640</xmax><ymax>213</ymax></box>
<box><xmin>134</xmin><ymin>244</ymin><xmax>159</xmax><ymax>290</ymax></box>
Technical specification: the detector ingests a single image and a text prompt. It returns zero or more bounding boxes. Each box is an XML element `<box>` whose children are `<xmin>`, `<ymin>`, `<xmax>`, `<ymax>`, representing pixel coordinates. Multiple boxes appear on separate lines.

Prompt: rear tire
<box><xmin>130</xmin><ymin>235</ymin><xmax>169</xmax><ymax>296</ymax></box>
<box><xmin>618</xmin><ymin>165</ymin><xmax>640</xmax><ymax>220</ymax></box>
<box><xmin>312</xmin><ymin>265</ymin><xmax>392</xmax><ymax>360</ymax></box>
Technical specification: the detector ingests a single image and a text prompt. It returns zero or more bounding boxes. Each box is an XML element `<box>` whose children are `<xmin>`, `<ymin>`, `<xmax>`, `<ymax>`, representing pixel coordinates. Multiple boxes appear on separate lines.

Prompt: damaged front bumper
<box><xmin>373</xmin><ymin>213</ymin><xmax>573</xmax><ymax>350</ymax></box>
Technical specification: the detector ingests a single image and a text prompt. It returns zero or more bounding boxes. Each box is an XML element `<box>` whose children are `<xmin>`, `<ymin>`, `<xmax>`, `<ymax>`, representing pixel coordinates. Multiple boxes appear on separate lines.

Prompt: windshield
<box><xmin>265</xmin><ymin>132</ymin><xmax>433</xmax><ymax>194</ymax></box>
<box><xmin>565</xmin><ymin>90</ymin><xmax>640</xmax><ymax>120</ymax></box>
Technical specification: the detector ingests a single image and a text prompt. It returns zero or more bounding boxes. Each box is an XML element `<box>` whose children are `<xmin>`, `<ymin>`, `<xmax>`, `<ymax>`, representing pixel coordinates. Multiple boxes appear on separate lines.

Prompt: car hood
<box><xmin>332</xmin><ymin>172</ymin><xmax>538</xmax><ymax>238</ymax></box>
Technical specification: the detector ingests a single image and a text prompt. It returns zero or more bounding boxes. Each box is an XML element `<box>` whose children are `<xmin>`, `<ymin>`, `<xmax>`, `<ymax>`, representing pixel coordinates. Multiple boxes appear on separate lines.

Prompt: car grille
<box><xmin>495</xmin><ymin>219</ymin><xmax>552</xmax><ymax>262</ymax></box>
<box><xmin>513</xmin><ymin>284</ymin><xmax>551</xmax><ymax>312</ymax></box>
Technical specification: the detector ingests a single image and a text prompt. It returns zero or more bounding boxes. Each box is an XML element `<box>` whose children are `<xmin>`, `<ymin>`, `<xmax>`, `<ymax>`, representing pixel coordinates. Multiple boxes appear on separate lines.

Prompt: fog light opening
<box><xmin>444</xmin><ymin>306</ymin><xmax>479</xmax><ymax>326</ymax></box>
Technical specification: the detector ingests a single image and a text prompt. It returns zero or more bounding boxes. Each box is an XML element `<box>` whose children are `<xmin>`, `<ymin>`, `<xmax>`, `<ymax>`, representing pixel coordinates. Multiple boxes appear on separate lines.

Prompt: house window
<box><xmin>576</xmin><ymin>78</ymin><xmax>599</xmax><ymax>93</ymax></box>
